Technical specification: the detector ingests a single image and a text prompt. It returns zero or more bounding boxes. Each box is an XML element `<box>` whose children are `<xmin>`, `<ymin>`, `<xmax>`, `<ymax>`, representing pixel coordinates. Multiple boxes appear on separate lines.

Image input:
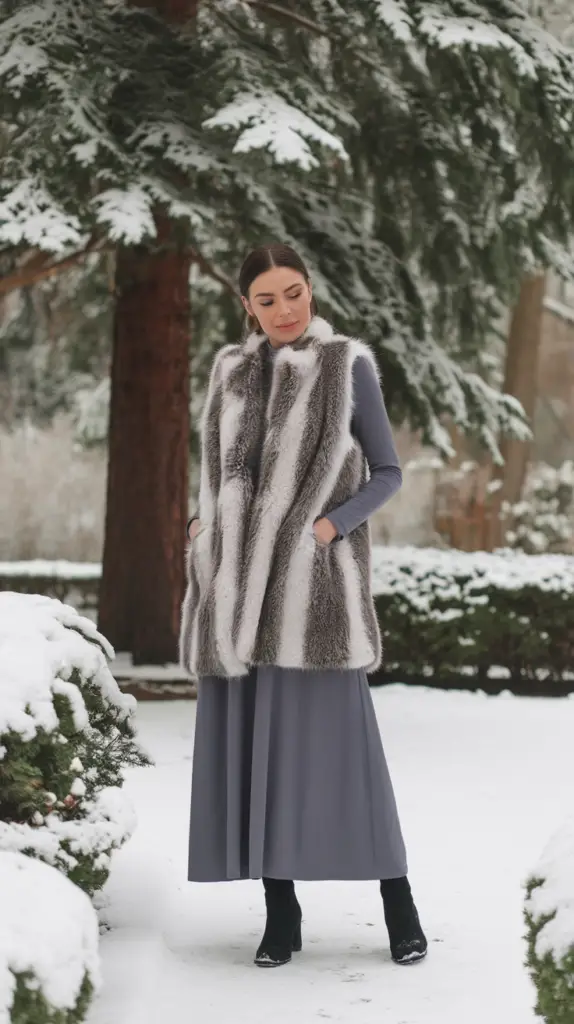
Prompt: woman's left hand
<box><xmin>313</xmin><ymin>517</ymin><xmax>338</xmax><ymax>546</ymax></box>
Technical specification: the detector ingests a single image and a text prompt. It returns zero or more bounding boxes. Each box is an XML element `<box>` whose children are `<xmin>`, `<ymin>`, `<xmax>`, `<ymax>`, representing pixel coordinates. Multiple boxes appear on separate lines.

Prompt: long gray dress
<box><xmin>188</xmin><ymin>340</ymin><xmax>408</xmax><ymax>882</ymax></box>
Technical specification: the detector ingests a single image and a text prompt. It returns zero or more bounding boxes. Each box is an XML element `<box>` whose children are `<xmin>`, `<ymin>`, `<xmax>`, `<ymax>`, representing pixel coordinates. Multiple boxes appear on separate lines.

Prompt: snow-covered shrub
<box><xmin>372</xmin><ymin>546</ymin><xmax>574</xmax><ymax>687</ymax></box>
<box><xmin>504</xmin><ymin>461</ymin><xmax>574</xmax><ymax>555</ymax></box>
<box><xmin>0</xmin><ymin>850</ymin><xmax>100</xmax><ymax>1024</ymax></box>
<box><xmin>0</xmin><ymin>592</ymin><xmax>152</xmax><ymax>896</ymax></box>
<box><xmin>524</xmin><ymin>816</ymin><xmax>574</xmax><ymax>1024</ymax></box>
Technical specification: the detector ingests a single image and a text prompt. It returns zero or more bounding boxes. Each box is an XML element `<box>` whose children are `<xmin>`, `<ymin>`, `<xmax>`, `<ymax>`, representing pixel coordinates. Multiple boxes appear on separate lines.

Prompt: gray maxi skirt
<box><xmin>188</xmin><ymin>665</ymin><xmax>408</xmax><ymax>882</ymax></box>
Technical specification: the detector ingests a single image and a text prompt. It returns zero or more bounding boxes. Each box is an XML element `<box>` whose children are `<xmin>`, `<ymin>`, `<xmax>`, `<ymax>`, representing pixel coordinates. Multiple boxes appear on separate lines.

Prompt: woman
<box><xmin>179</xmin><ymin>243</ymin><xmax>427</xmax><ymax>969</ymax></box>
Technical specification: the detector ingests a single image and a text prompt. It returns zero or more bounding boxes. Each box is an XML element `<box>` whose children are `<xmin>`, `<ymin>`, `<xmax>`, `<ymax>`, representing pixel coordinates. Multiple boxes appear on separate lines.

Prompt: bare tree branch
<box><xmin>190</xmin><ymin>247</ymin><xmax>239</xmax><ymax>298</ymax></box>
<box><xmin>208</xmin><ymin>0</ymin><xmax>382</xmax><ymax>72</ymax></box>
<box><xmin>0</xmin><ymin>236</ymin><xmax>108</xmax><ymax>297</ymax></box>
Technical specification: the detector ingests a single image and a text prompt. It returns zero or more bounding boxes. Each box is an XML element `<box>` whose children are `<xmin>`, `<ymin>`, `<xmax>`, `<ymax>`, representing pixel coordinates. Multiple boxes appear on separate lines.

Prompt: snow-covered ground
<box><xmin>87</xmin><ymin>684</ymin><xmax>574</xmax><ymax>1024</ymax></box>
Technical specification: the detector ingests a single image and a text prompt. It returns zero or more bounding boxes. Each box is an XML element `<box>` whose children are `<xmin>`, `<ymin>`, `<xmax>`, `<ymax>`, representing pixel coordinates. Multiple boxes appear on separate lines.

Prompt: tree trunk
<box><xmin>98</xmin><ymin>0</ymin><xmax>198</xmax><ymax>664</ymax></box>
<box><xmin>98</xmin><ymin>218</ymin><xmax>191</xmax><ymax>663</ymax></box>
<box><xmin>497</xmin><ymin>272</ymin><xmax>546</xmax><ymax>505</ymax></box>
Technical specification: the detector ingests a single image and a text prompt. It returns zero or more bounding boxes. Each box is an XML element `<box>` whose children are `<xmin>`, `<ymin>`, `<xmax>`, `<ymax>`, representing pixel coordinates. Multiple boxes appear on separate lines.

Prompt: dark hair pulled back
<box><xmin>238</xmin><ymin>243</ymin><xmax>318</xmax><ymax>335</ymax></box>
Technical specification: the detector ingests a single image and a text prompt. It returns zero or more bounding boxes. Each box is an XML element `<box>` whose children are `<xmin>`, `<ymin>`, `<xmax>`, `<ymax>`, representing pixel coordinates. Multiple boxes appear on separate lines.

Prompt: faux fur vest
<box><xmin>178</xmin><ymin>315</ymin><xmax>383</xmax><ymax>680</ymax></box>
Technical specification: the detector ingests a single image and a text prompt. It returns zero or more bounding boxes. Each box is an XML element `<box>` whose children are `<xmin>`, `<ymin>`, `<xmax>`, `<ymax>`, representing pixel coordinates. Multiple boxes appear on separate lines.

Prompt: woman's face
<box><xmin>242</xmin><ymin>266</ymin><xmax>313</xmax><ymax>346</ymax></box>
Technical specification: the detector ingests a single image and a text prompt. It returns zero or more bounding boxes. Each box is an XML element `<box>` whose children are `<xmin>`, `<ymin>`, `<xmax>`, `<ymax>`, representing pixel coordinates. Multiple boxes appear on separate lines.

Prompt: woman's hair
<box><xmin>238</xmin><ymin>243</ymin><xmax>318</xmax><ymax>335</ymax></box>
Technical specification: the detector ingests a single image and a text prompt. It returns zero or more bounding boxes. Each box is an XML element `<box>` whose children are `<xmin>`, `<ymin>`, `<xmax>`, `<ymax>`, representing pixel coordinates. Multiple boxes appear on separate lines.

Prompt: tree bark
<box><xmin>98</xmin><ymin>218</ymin><xmax>191</xmax><ymax>663</ymax></box>
<box><xmin>497</xmin><ymin>272</ymin><xmax>546</xmax><ymax>507</ymax></box>
<box><xmin>488</xmin><ymin>271</ymin><xmax>546</xmax><ymax>549</ymax></box>
<box><xmin>99</xmin><ymin>0</ymin><xmax>197</xmax><ymax>664</ymax></box>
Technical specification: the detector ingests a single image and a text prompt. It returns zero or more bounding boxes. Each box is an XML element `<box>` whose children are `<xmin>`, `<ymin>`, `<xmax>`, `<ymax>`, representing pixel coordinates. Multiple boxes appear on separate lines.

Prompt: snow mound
<box><xmin>0</xmin><ymin>851</ymin><xmax>101</xmax><ymax>1024</ymax></box>
<box><xmin>526</xmin><ymin>815</ymin><xmax>574</xmax><ymax>962</ymax></box>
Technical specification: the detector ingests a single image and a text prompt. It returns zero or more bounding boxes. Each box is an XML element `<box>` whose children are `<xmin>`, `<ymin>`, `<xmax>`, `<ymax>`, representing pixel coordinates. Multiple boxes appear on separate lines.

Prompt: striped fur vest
<box><xmin>178</xmin><ymin>315</ymin><xmax>382</xmax><ymax>680</ymax></box>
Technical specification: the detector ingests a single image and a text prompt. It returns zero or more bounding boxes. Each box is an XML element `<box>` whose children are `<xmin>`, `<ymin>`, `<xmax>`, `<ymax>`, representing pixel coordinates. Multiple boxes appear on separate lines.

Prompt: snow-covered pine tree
<box><xmin>2</xmin><ymin>1</ymin><xmax>574</xmax><ymax>661</ymax></box>
<box><xmin>0</xmin><ymin>255</ymin><xmax>112</xmax><ymax>428</ymax></box>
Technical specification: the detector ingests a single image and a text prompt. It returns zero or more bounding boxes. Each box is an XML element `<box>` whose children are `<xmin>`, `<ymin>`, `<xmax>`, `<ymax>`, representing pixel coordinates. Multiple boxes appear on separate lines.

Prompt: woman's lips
<box><xmin>277</xmin><ymin>321</ymin><xmax>298</xmax><ymax>329</ymax></box>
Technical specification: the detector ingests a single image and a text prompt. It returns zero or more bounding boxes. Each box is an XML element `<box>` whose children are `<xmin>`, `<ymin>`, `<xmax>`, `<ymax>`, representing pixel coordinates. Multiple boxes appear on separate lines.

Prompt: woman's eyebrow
<box><xmin>254</xmin><ymin>284</ymin><xmax>302</xmax><ymax>298</ymax></box>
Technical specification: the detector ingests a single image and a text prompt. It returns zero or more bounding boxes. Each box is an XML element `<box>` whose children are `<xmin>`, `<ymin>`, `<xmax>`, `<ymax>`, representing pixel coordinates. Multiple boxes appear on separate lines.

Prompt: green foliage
<box><xmin>0</xmin><ymin>596</ymin><xmax>152</xmax><ymax>896</ymax></box>
<box><xmin>10</xmin><ymin>972</ymin><xmax>94</xmax><ymax>1024</ymax></box>
<box><xmin>525</xmin><ymin>876</ymin><xmax>574</xmax><ymax>1023</ymax></box>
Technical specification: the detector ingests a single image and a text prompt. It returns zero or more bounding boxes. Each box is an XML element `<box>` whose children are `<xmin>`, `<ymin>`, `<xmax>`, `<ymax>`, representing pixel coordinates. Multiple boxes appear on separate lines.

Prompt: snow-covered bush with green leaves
<box><xmin>503</xmin><ymin>461</ymin><xmax>574</xmax><ymax>554</ymax></box>
<box><xmin>525</xmin><ymin>815</ymin><xmax>574</xmax><ymax>1023</ymax></box>
<box><xmin>0</xmin><ymin>591</ymin><xmax>152</xmax><ymax>896</ymax></box>
<box><xmin>371</xmin><ymin>545</ymin><xmax>574</xmax><ymax>687</ymax></box>
<box><xmin>0</xmin><ymin>850</ymin><xmax>101</xmax><ymax>1024</ymax></box>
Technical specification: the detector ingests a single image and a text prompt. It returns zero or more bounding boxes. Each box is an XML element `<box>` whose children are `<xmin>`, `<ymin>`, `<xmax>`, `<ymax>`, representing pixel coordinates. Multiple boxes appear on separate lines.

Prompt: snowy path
<box><xmin>87</xmin><ymin>685</ymin><xmax>574</xmax><ymax>1024</ymax></box>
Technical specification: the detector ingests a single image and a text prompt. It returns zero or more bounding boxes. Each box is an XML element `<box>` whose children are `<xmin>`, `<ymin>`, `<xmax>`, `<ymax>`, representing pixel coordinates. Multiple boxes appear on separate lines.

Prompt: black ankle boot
<box><xmin>380</xmin><ymin>877</ymin><xmax>428</xmax><ymax>965</ymax></box>
<box><xmin>254</xmin><ymin>878</ymin><xmax>303</xmax><ymax>968</ymax></box>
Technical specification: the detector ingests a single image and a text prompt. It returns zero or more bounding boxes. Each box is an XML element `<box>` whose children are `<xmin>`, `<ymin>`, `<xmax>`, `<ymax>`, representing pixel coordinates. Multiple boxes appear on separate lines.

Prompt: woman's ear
<box><xmin>241</xmin><ymin>295</ymin><xmax>252</xmax><ymax>316</ymax></box>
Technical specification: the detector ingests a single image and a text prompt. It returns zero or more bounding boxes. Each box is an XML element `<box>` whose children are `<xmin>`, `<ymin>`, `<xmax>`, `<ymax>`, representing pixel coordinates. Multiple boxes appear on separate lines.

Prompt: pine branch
<box><xmin>209</xmin><ymin>0</ymin><xmax>382</xmax><ymax>72</ymax></box>
<box><xmin>0</xmin><ymin>237</ymin><xmax>108</xmax><ymax>297</ymax></box>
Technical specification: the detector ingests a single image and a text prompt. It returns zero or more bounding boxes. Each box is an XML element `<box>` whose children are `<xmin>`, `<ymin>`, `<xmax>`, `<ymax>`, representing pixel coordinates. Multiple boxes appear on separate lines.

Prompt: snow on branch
<box><xmin>203</xmin><ymin>93</ymin><xmax>349</xmax><ymax>171</ymax></box>
<box><xmin>0</xmin><ymin>181</ymin><xmax>83</xmax><ymax>253</ymax></box>
<box><xmin>0</xmin><ymin>591</ymin><xmax>132</xmax><ymax>744</ymax></box>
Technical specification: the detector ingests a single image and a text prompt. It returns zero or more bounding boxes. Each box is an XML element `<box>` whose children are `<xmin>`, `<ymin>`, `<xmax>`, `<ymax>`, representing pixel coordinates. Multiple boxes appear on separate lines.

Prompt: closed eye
<box><xmin>260</xmin><ymin>290</ymin><xmax>302</xmax><ymax>307</ymax></box>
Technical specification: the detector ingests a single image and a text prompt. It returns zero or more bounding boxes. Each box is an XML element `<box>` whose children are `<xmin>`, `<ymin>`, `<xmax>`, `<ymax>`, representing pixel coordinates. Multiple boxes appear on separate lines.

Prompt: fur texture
<box><xmin>179</xmin><ymin>315</ymin><xmax>383</xmax><ymax>679</ymax></box>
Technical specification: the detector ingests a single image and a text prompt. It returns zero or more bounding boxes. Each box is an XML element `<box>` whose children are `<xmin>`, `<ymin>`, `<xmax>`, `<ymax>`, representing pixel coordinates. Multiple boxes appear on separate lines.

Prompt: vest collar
<box><xmin>243</xmin><ymin>315</ymin><xmax>335</xmax><ymax>357</ymax></box>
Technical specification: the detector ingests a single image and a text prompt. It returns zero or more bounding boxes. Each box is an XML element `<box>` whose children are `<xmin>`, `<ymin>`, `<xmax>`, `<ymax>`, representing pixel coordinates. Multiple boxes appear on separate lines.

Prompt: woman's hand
<box><xmin>188</xmin><ymin>519</ymin><xmax>201</xmax><ymax>542</ymax></box>
<box><xmin>313</xmin><ymin>517</ymin><xmax>338</xmax><ymax>546</ymax></box>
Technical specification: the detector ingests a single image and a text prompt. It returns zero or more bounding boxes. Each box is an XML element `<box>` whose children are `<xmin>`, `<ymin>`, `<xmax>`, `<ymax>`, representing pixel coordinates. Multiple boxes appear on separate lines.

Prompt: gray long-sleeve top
<box><xmin>324</xmin><ymin>353</ymin><xmax>402</xmax><ymax>539</ymax></box>
<box><xmin>187</xmin><ymin>342</ymin><xmax>402</xmax><ymax>539</ymax></box>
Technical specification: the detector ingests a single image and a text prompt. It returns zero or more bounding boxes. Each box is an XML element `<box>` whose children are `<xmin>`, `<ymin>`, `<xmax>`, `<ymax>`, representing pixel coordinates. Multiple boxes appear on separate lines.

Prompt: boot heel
<box><xmin>292</xmin><ymin>921</ymin><xmax>302</xmax><ymax>952</ymax></box>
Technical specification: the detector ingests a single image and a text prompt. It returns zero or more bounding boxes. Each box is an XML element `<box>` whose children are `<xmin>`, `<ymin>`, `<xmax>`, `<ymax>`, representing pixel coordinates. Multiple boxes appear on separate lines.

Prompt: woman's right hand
<box><xmin>188</xmin><ymin>519</ymin><xmax>201</xmax><ymax>542</ymax></box>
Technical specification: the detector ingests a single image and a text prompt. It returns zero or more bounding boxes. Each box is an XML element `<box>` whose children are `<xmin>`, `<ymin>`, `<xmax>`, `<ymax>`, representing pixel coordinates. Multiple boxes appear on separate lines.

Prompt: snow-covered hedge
<box><xmin>3</xmin><ymin>546</ymin><xmax>574</xmax><ymax>689</ymax></box>
<box><xmin>524</xmin><ymin>816</ymin><xmax>574</xmax><ymax>1024</ymax></box>
<box><xmin>0</xmin><ymin>851</ymin><xmax>100</xmax><ymax>1024</ymax></box>
<box><xmin>0</xmin><ymin>592</ymin><xmax>152</xmax><ymax>895</ymax></box>
<box><xmin>372</xmin><ymin>546</ymin><xmax>574</xmax><ymax>686</ymax></box>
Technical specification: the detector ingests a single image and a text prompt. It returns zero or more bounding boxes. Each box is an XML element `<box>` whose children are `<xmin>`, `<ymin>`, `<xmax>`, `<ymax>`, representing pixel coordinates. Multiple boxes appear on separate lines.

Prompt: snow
<box><xmin>526</xmin><ymin>815</ymin><xmax>574</xmax><ymax>963</ymax></box>
<box><xmin>135</xmin><ymin>122</ymin><xmax>219</xmax><ymax>174</ymax></box>
<box><xmin>203</xmin><ymin>93</ymin><xmax>349</xmax><ymax>172</ymax></box>
<box><xmin>371</xmin><ymin>544</ymin><xmax>574</xmax><ymax>603</ymax></box>
<box><xmin>0</xmin><ymin>592</ymin><xmax>140</xmax><ymax>875</ymax></box>
<box><xmin>545</xmin><ymin>294</ymin><xmax>574</xmax><ymax>325</ymax></box>
<box><xmin>0</xmin><ymin>181</ymin><xmax>83</xmax><ymax>253</ymax></box>
<box><xmin>420</xmin><ymin>14</ymin><xmax>537</xmax><ymax>76</ymax></box>
<box><xmin>92</xmin><ymin>188</ymin><xmax>156</xmax><ymax>245</ymax></box>
<box><xmin>0</xmin><ymin>851</ymin><xmax>101</xmax><ymax>1024</ymax></box>
<box><xmin>4</xmin><ymin>544</ymin><xmax>574</xmax><ymax>596</ymax></box>
<box><xmin>0</xmin><ymin>39</ymin><xmax>48</xmax><ymax>87</ymax></box>
<box><xmin>0</xmin><ymin>561</ymin><xmax>100</xmax><ymax>579</ymax></box>
<box><xmin>0</xmin><ymin>592</ymin><xmax>134</xmax><ymax>743</ymax></box>
<box><xmin>374</xmin><ymin>1</ymin><xmax>414</xmax><ymax>43</ymax></box>
<box><xmin>0</xmin><ymin>787</ymin><xmax>137</xmax><ymax>878</ymax></box>
<box><xmin>86</xmin><ymin>684</ymin><xmax>574</xmax><ymax>1023</ymax></box>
